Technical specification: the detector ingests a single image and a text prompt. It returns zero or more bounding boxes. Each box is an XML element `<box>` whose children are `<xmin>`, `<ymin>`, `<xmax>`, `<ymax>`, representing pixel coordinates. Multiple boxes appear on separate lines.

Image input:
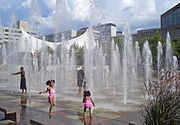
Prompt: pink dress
<box><xmin>49</xmin><ymin>88</ymin><xmax>55</xmax><ymax>99</ymax></box>
<box><xmin>85</xmin><ymin>96</ymin><xmax>92</xmax><ymax>108</ymax></box>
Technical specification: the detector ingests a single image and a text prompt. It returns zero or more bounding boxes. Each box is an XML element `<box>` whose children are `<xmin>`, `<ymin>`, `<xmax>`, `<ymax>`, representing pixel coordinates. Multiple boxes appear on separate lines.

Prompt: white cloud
<box><xmin>35</xmin><ymin>0</ymin><xmax>91</xmax><ymax>32</ymax></box>
<box><xmin>155</xmin><ymin>0</ymin><xmax>180</xmax><ymax>14</ymax></box>
<box><xmin>71</xmin><ymin>0</ymin><xmax>91</xmax><ymax>21</ymax></box>
<box><xmin>21</xmin><ymin>0</ymin><xmax>32</xmax><ymax>8</ymax></box>
<box><xmin>0</xmin><ymin>5</ymin><xmax>11</xmax><ymax>11</ymax></box>
<box><xmin>44</xmin><ymin>0</ymin><xmax>56</xmax><ymax>9</ymax></box>
<box><xmin>95</xmin><ymin>0</ymin><xmax>160</xmax><ymax>32</ymax></box>
<box><xmin>37</xmin><ymin>0</ymin><xmax>179</xmax><ymax>33</ymax></box>
<box><xmin>0</xmin><ymin>0</ymin><xmax>179</xmax><ymax>34</ymax></box>
<box><xmin>0</xmin><ymin>0</ymin><xmax>14</xmax><ymax>10</ymax></box>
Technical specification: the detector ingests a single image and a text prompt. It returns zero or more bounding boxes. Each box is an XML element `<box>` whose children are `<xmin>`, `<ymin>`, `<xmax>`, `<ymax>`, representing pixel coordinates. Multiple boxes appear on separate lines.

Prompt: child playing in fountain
<box><xmin>12</xmin><ymin>67</ymin><xmax>27</xmax><ymax>94</ymax></box>
<box><xmin>39</xmin><ymin>80</ymin><xmax>56</xmax><ymax>116</ymax></box>
<box><xmin>82</xmin><ymin>90</ymin><xmax>95</xmax><ymax>118</ymax></box>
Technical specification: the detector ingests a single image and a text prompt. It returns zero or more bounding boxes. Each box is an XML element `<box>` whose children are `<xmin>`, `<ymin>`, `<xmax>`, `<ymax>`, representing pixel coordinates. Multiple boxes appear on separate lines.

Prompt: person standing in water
<box><xmin>12</xmin><ymin>67</ymin><xmax>27</xmax><ymax>94</ymax></box>
<box><xmin>77</xmin><ymin>66</ymin><xmax>86</xmax><ymax>96</ymax></box>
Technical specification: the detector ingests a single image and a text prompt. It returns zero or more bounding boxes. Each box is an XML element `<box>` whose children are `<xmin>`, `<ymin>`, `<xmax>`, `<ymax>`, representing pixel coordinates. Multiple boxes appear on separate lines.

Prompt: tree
<box><xmin>172</xmin><ymin>38</ymin><xmax>180</xmax><ymax>63</ymax></box>
<box><xmin>70</xmin><ymin>43</ymin><xmax>84</xmax><ymax>66</ymax></box>
<box><xmin>139</xmin><ymin>31</ymin><xmax>166</xmax><ymax>70</ymax></box>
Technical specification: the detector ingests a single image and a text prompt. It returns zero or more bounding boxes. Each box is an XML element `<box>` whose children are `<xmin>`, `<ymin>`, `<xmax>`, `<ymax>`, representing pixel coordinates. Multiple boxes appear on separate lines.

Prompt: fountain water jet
<box><xmin>122</xmin><ymin>23</ymin><xmax>135</xmax><ymax>104</ymax></box>
<box><xmin>142</xmin><ymin>41</ymin><xmax>152</xmax><ymax>89</ymax></box>
<box><xmin>157</xmin><ymin>41</ymin><xmax>163</xmax><ymax>74</ymax></box>
<box><xmin>165</xmin><ymin>32</ymin><xmax>173</xmax><ymax>70</ymax></box>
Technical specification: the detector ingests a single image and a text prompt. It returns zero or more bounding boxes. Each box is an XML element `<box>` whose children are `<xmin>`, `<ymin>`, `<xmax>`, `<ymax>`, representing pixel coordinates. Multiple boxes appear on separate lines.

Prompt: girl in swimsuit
<box><xmin>83</xmin><ymin>90</ymin><xmax>95</xmax><ymax>118</ymax></box>
<box><xmin>39</xmin><ymin>80</ymin><xmax>56</xmax><ymax>116</ymax></box>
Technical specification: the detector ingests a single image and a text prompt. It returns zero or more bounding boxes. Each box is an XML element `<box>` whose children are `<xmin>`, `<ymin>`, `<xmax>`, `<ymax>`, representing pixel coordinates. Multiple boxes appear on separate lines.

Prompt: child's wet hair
<box><xmin>86</xmin><ymin>91</ymin><xmax>91</xmax><ymax>96</ymax></box>
<box><xmin>51</xmin><ymin>80</ymin><xmax>55</xmax><ymax>83</ymax></box>
<box><xmin>46</xmin><ymin>80</ymin><xmax>55</xmax><ymax>85</ymax></box>
<box><xmin>84</xmin><ymin>91</ymin><xmax>87</xmax><ymax>97</ymax></box>
<box><xmin>46</xmin><ymin>80</ymin><xmax>51</xmax><ymax>85</ymax></box>
<box><xmin>20</xmin><ymin>67</ymin><xmax>24</xmax><ymax>70</ymax></box>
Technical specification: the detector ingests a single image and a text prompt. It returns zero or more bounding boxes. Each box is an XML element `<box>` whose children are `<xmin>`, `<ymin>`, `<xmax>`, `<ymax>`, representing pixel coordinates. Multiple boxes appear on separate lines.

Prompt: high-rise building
<box><xmin>0</xmin><ymin>21</ymin><xmax>37</xmax><ymax>44</ymax></box>
<box><xmin>93</xmin><ymin>23</ymin><xmax>117</xmax><ymax>41</ymax></box>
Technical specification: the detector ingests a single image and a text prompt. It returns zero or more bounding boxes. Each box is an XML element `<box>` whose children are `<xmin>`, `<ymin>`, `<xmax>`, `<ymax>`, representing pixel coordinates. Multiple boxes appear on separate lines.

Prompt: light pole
<box><xmin>34</xmin><ymin>21</ymin><xmax>39</xmax><ymax>72</ymax></box>
<box><xmin>35</xmin><ymin>21</ymin><xmax>40</xmax><ymax>51</ymax></box>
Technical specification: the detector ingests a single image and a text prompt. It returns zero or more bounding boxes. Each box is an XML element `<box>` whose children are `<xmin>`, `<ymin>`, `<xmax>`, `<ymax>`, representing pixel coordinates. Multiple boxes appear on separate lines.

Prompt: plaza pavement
<box><xmin>0</xmin><ymin>90</ymin><xmax>144</xmax><ymax>125</ymax></box>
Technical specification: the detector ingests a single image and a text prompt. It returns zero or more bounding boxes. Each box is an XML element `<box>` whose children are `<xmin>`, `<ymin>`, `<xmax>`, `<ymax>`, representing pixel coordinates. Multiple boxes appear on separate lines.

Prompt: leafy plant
<box><xmin>70</xmin><ymin>43</ymin><xmax>84</xmax><ymax>65</ymax></box>
<box><xmin>172</xmin><ymin>38</ymin><xmax>180</xmax><ymax>63</ymax></box>
<box><xmin>142</xmin><ymin>70</ymin><xmax>180</xmax><ymax>125</ymax></box>
<box><xmin>139</xmin><ymin>31</ymin><xmax>166</xmax><ymax>70</ymax></box>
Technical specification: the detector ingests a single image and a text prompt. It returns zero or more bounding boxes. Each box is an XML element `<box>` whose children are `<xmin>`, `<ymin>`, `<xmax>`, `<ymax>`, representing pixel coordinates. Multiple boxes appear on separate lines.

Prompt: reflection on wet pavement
<box><xmin>0</xmin><ymin>90</ymin><xmax>144</xmax><ymax>125</ymax></box>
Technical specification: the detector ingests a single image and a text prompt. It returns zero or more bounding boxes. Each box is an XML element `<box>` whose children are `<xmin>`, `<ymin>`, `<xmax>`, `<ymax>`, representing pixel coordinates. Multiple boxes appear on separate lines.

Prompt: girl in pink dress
<box><xmin>39</xmin><ymin>80</ymin><xmax>56</xmax><ymax>116</ymax></box>
<box><xmin>83</xmin><ymin>90</ymin><xmax>95</xmax><ymax>118</ymax></box>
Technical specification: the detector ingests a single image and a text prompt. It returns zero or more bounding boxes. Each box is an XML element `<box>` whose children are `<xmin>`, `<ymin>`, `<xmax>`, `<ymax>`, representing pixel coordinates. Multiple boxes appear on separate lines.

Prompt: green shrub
<box><xmin>142</xmin><ymin>70</ymin><xmax>180</xmax><ymax>125</ymax></box>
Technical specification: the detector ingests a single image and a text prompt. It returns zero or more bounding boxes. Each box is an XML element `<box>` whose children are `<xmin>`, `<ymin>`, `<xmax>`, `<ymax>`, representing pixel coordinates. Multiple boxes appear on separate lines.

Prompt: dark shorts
<box><xmin>84</xmin><ymin>107</ymin><xmax>91</xmax><ymax>112</ymax></box>
<box><xmin>77</xmin><ymin>81</ymin><xmax>83</xmax><ymax>87</ymax></box>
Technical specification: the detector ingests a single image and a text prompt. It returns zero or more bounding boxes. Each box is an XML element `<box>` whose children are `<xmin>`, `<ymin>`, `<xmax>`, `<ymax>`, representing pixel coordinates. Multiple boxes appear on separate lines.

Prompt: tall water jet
<box><xmin>30</xmin><ymin>0</ymin><xmax>42</xmax><ymax>32</ymax></box>
<box><xmin>165</xmin><ymin>32</ymin><xmax>173</xmax><ymax>70</ymax></box>
<box><xmin>0</xmin><ymin>22</ymin><xmax>7</xmax><ymax>89</ymax></box>
<box><xmin>110</xmin><ymin>38</ymin><xmax>120</xmax><ymax>95</ymax></box>
<box><xmin>2</xmin><ymin>43</ymin><xmax>7</xmax><ymax>65</ymax></box>
<box><xmin>134</xmin><ymin>41</ymin><xmax>141</xmax><ymax>86</ymax></box>
<box><xmin>1</xmin><ymin>43</ymin><xmax>7</xmax><ymax>89</ymax></box>
<box><xmin>84</xmin><ymin>36</ymin><xmax>94</xmax><ymax>90</ymax></box>
<box><xmin>7</xmin><ymin>13</ymin><xmax>18</xmax><ymax>94</ymax></box>
<box><xmin>142</xmin><ymin>41</ymin><xmax>152</xmax><ymax>89</ymax></box>
<box><xmin>53</xmin><ymin>0</ymin><xmax>65</xmax><ymax>86</ymax></box>
<box><xmin>59</xmin><ymin>35</ymin><xmax>69</xmax><ymax>94</ymax></box>
<box><xmin>157</xmin><ymin>41</ymin><xmax>163</xmax><ymax>74</ymax></box>
<box><xmin>110</xmin><ymin>38</ymin><xmax>116</xmax><ymax>95</ymax></box>
<box><xmin>39</xmin><ymin>37</ymin><xmax>47</xmax><ymax>91</ymax></box>
<box><xmin>173</xmin><ymin>56</ymin><xmax>178</xmax><ymax>70</ymax></box>
<box><xmin>67</xmin><ymin>47</ymin><xmax>76</xmax><ymax>89</ymax></box>
<box><xmin>122</xmin><ymin>23</ymin><xmax>134</xmax><ymax>104</ymax></box>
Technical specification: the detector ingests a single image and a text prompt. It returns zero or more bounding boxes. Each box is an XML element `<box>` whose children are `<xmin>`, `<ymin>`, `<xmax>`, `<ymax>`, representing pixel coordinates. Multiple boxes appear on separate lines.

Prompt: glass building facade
<box><xmin>174</xmin><ymin>8</ymin><xmax>180</xmax><ymax>25</ymax></box>
<box><xmin>162</xmin><ymin>14</ymin><xmax>172</xmax><ymax>28</ymax></box>
<box><xmin>161</xmin><ymin>3</ymin><xmax>180</xmax><ymax>28</ymax></box>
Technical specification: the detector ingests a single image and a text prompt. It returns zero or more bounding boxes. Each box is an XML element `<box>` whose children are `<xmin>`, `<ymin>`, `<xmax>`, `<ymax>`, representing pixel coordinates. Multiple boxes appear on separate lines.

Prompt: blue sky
<box><xmin>0</xmin><ymin>0</ymin><xmax>179</xmax><ymax>35</ymax></box>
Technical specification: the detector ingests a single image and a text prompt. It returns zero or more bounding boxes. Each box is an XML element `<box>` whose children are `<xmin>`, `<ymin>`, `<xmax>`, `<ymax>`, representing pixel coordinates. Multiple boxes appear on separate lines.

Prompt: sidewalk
<box><xmin>0</xmin><ymin>90</ymin><xmax>144</xmax><ymax>125</ymax></box>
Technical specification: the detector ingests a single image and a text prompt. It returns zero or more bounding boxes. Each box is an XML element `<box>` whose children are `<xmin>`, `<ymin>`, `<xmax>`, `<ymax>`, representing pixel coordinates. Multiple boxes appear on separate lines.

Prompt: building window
<box><xmin>162</xmin><ymin>13</ymin><xmax>173</xmax><ymax>28</ymax></box>
<box><xmin>14</xmin><ymin>35</ymin><xmax>20</xmax><ymax>37</ymax></box>
<box><xmin>174</xmin><ymin>8</ymin><xmax>180</xmax><ymax>25</ymax></box>
<box><xmin>14</xmin><ymin>30</ymin><xmax>22</xmax><ymax>33</ymax></box>
<box><xmin>5</xmin><ymin>29</ymin><xmax>9</xmax><ymax>32</ymax></box>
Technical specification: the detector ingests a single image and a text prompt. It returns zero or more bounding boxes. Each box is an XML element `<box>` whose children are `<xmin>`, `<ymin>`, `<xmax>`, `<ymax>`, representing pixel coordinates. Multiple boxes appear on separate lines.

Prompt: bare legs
<box><xmin>89</xmin><ymin>108</ymin><xmax>92</xmax><ymax>117</ymax></box>
<box><xmin>49</xmin><ymin>98</ymin><xmax>56</xmax><ymax>116</ymax></box>
<box><xmin>21</xmin><ymin>89</ymin><xmax>27</xmax><ymax>94</ymax></box>
<box><xmin>78</xmin><ymin>86</ymin><xmax>82</xmax><ymax>96</ymax></box>
<box><xmin>84</xmin><ymin>108</ymin><xmax>92</xmax><ymax>118</ymax></box>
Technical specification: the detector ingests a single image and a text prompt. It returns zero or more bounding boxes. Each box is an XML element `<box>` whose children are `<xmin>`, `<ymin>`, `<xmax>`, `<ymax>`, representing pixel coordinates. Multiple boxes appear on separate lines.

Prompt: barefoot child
<box><xmin>12</xmin><ymin>67</ymin><xmax>27</xmax><ymax>94</ymax></box>
<box><xmin>39</xmin><ymin>80</ymin><xmax>56</xmax><ymax>116</ymax></box>
<box><xmin>83</xmin><ymin>90</ymin><xmax>95</xmax><ymax>118</ymax></box>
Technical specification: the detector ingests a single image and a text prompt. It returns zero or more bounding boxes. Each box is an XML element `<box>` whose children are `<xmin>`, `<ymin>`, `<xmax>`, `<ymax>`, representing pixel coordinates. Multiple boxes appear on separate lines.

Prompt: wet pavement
<box><xmin>0</xmin><ymin>90</ymin><xmax>144</xmax><ymax>125</ymax></box>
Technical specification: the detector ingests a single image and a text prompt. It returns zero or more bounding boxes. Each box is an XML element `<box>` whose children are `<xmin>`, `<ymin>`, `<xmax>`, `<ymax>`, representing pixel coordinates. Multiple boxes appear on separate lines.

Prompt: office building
<box><xmin>44</xmin><ymin>30</ymin><xmax>77</xmax><ymax>42</ymax></box>
<box><xmin>0</xmin><ymin>21</ymin><xmax>37</xmax><ymax>44</ymax></box>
